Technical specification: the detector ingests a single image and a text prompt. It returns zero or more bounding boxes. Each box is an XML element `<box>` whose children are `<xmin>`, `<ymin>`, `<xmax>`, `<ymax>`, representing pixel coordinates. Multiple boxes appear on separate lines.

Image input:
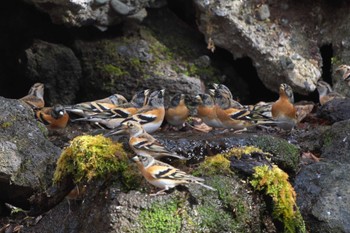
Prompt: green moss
<box><xmin>194</xmin><ymin>146</ymin><xmax>269</xmax><ymax>176</ymax></box>
<box><xmin>197</xmin><ymin>203</ymin><xmax>238</xmax><ymax>232</ymax></box>
<box><xmin>193</xmin><ymin>154</ymin><xmax>232</xmax><ymax>176</ymax></box>
<box><xmin>250</xmin><ymin>165</ymin><xmax>305</xmax><ymax>233</ymax></box>
<box><xmin>53</xmin><ymin>135</ymin><xmax>133</xmax><ymax>186</ymax></box>
<box><xmin>139</xmin><ymin>200</ymin><xmax>182</xmax><ymax>233</ymax></box>
<box><xmin>331</xmin><ymin>56</ymin><xmax>342</xmax><ymax>66</ymax></box>
<box><xmin>100</xmin><ymin>64</ymin><xmax>129</xmax><ymax>77</ymax></box>
<box><xmin>226</xmin><ymin>146</ymin><xmax>271</xmax><ymax>159</ymax></box>
<box><xmin>1</xmin><ymin>121</ymin><xmax>12</xmax><ymax>128</ymax></box>
<box><xmin>252</xmin><ymin>136</ymin><xmax>300</xmax><ymax>172</ymax></box>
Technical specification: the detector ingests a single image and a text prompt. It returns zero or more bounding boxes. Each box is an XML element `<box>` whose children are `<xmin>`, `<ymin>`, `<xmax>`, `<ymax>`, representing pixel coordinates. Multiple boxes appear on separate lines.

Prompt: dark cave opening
<box><xmin>320</xmin><ymin>43</ymin><xmax>333</xmax><ymax>84</ymax></box>
<box><xmin>209</xmin><ymin>47</ymin><xmax>278</xmax><ymax>105</ymax></box>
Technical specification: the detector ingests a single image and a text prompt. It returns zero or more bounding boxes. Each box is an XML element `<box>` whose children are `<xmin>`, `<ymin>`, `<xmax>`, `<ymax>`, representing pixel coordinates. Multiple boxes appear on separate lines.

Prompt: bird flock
<box><xmin>17</xmin><ymin>64</ymin><xmax>349</xmax><ymax>194</ymax></box>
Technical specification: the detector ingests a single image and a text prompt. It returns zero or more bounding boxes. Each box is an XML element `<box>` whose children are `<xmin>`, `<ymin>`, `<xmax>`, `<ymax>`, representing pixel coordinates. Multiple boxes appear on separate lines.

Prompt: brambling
<box><xmin>316</xmin><ymin>80</ymin><xmax>345</xmax><ymax>105</ymax></box>
<box><xmin>71</xmin><ymin>89</ymin><xmax>150</xmax><ymax>129</ymax></box>
<box><xmin>165</xmin><ymin>93</ymin><xmax>189</xmax><ymax>128</ymax></box>
<box><xmin>335</xmin><ymin>64</ymin><xmax>350</xmax><ymax>82</ymax></box>
<box><xmin>271</xmin><ymin>83</ymin><xmax>297</xmax><ymax>130</ymax></box>
<box><xmin>212</xmin><ymin>88</ymin><xmax>275</xmax><ymax>130</ymax></box>
<box><xmin>195</xmin><ymin>93</ymin><xmax>223</xmax><ymax>128</ymax></box>
<box><xmin>104</xmin><ymin>89</ymin><xmax>165</xmax><ymax>135</ymax></box>
<box><xmin>66</xmin><ymin>93</ymin><xmax>128</xmax><ymax>117</ymax></box>
<box><xmin>121</xmin><ymin>121</ymin><xmax>187</xmax><ymax>160</ymax></box>
<box><xmin>210</xmin><ymin>84</ymin><xmax>244</xmax><ymax>109</ymax></box>
<box><xmin>132</xmin><ymin>155</ymin><xmax>215</xmax><ymax>195</ymax></box>
<box><xmin>19</xmin><ymin>83</ymin><xmax>45</xmax><ymax>109</ymax></box>
<box><xmin>66</xmin><ymin>184</ymin><xmax>87</xmax><ymax>214</ymax></box>
<box><xmin>35</xmin><ymin>104</ymin><xmax>70</xmax><ymax>129</ymax></box>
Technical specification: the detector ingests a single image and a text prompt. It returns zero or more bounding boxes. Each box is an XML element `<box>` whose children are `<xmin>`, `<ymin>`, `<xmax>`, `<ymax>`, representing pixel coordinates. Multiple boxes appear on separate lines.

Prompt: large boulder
<box><xmin>20</xmin><ymin>40</ymin><xmax>82</xmax><ymax>105</ymax></box>
<box><xmin>23</xmin><ymin>0</ymin><xmax>166</xmax><ymax>30</ymax></box>
<box><xmin>0</xmin><ymin>97</ymin><xmax>61</xmax><ymax>208</ymax></box>
<box><xmin>295</xmin><ymin>120</ymin><xmax>350</xmax><ymax>233</ymax></box>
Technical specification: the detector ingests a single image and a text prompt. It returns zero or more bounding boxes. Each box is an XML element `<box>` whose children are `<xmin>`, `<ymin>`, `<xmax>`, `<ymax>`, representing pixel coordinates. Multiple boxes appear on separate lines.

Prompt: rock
<box><xmin>295</xmin><ymin>162</ymin><xmax>350</xmax><ymax>233</ymax></box>
<box><xmin>317</xmin><ymin>98</ymin><xmax>350</xmax><ymax>123</ymax></box>
<box><xmin>0</xmin><ymin>97</ymin><xmax>61</xmax><ymax>206</ymax></box>
<box><xmin>73</xmin><ymin>8</ymin><xmax>224</xmax><ymax>103</ymax></box>
<box><xmin>95</xmin><ymin>0</ymin><xmax>109</xmax><ymax>5</ymax></box>
<box><xmin>256</xmin><ymin>4</ymin><xmax>270</xmax><ymax>21</ymax></box>
<box><xmin>320</xmin><ymin>120</ymin><xmax>350</xmax><ymax>163</ymax></box>
<box><xmin>193</xmin><ymin>0</ymin><xmax>321</xmax><ymax>94</ymax></box>
<box><xmin>24</xmin><ymin>0</ymin><xmax>159</xmax><ymax>29</ymax></box>
<box><xmin>110</xmin><ymin>0</ymin><xmax>135</xmax><ymax>15</ymax></box>
<box><xmin>21</xmin><ymin>175</ymin><xmax>273</xmax><ymax>233</ymax></box>
<box><xmin>294</xmin><ymin>119</ymin><xmax>350</xmax><ymax>232</ymax></box>
<box><xmin>20</xmin><ymin>40</ymin><xmax>82</xmax><ymax>105</ymax></box>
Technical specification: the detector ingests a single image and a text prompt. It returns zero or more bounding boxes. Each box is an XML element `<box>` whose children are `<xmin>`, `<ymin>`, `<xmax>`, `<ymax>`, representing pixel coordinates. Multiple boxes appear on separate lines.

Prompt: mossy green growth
<box><xmin>197</xmin><ymin>202</ymin><xmax>238</xmax><ymax>232</ymax></box>
<box><xmin>1</xmin><ymin>121</ymin><xmax>12</xmax><ymax>128</ymax></box>
<box><xmin>250</xmin><ymin>165</ymin><xmax>306</xmax><ymax>233</ymax></box>
<box><xmin>99</xmin><ymin>64</ymin><xmax>130</xmax><ymax>77</ymax></box>
<box><xmin>194</xmin><ymin>146</ymin><xmax>269</xmax><ymax>176</ymax></box>
<box><xmin>193</xmin><ymin>154</ymin><xmax>232</xmax><ymax>176</ymax></box>
<box><xmin>139</xmin><ymin>200</ymin><xmax>182</xmax><ymax>233</ymax></box>
<box><xmin>53</xmin><ymin>135</ymin><xmax>131</xmax><ymax>185</ymax></box>
<box><xmin>225</xmin><ymin>146</ymin><xmax>272</xmax><ymax>159</ymax></box>
<box><xmin>252</xmin><ymin>135</ymin><xmax>299</xmax><ymax>172</ymax></box>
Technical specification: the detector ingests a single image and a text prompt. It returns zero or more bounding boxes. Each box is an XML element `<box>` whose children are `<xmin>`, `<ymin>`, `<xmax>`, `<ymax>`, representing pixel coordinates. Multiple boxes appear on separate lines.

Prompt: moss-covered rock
<box><xmin>251</xmin><ymin>165</ymin><xmax>305</xmax><ymax>233</ymax></box>
<box><xmin>53</xmin><ymin>134</ymin><xmax>139</xmax><ymax>190</ymax></box>
<box><xmin>249</xmin><ymin>135</ymin><xmax>300</xmax><ymax>173</ymax></box>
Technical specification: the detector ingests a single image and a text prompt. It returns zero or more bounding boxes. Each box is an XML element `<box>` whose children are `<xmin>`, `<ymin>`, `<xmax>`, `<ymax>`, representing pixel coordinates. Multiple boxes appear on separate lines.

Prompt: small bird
<box><xmin>165</xmin><ymin>93</ymin><xmax>189</xmax><ymax>128</ymax></box>
<box><xmin>335</xmin><ymin>64</ymin><xmax>350</xmax><ymax>82</ymax></box>
<box><xmin>70</xmin><ymin>90</ymin><xmax>150</xmax><ymax>129</ymax></box>
<box><xmin>316</xmin><ymin>80</ymin><xmax>345</xmax><ymax>105</ymax></box>
<box><xmin>271</xmin><ymin>83</ymin><xmax>297</xmax><ymax>130</ymax></box>
<box><xmin>35</xmin><ymin>104</ymin><xmax>70</xmax><ymax>129</ymax></box>
<box><xmin>121</xmin><ymin>121</ymin><xmax>187</xmax><ymax>160</ymax></box>
<box><xmin>19</xmin><ymin>83</ymin><xmax>45</xmax><ymax>109</ymax></box>
<box><xmin>210</xmin><ymin>83</ymin><xmax>244</xmax><ymax>109</ymax></box>
<box><xmin>195</xmin><ymin>94</ymin><xmax>223</xmax><ymax>128</ymax></box>
<box><xmin>132</xmin><ymin>155</ymin><xmax>216</xmax><ymax>195</ymax></box>
<box><xmin>66</xmin><ymin>93</ymin><xmax>128</xmax><ymax>117</ymax></box>
<box><xmin>104</xmin><ymin>89</ymin><xmax>166</xmax><ymax>136</ymax></box>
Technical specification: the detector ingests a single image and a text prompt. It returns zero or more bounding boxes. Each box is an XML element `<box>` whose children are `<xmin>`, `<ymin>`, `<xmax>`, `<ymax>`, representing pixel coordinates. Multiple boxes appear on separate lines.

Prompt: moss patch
<box><xmin>139</xmin><ymin>199</ymin><xmax>182</xmax><ymax>233</ymax></box>
<box><xmin>53</xmin><ymin>135</ymin><xmax>135</xmax><ymax>188</ymax></box>
<box><xmin>252</xmin><ymin>135</ymin><xmax>300</xmax><ymax>172</ymax></box>
<box><xmin>250</xmin><ymin>165</ymin><xmax>305</xmax><ymax>233</ymax></box>
<box><xmin>193</xmin><ymin>154</ymin><xmax>232</xmax><ymax>176</ymax></box>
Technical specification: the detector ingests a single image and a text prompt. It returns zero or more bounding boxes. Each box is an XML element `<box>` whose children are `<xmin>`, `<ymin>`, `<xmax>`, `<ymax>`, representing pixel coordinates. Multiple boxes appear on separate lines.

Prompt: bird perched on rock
<box><xmin>195</xmin><ymin>93</ymin><xmax>223</xmax><ymax>129</ymax></box>
<box><xmin>35</xmin><ymin>104</ymin><xmax>69</xmax><ymax>129</ymax></box>
<box><xmin>19</xmin><ymin>83</ymin><xmax>45</xmax><ymax>109</ymax></box>
<box><xmin>70</xmin><ymin>90</ymin><xmax>150</xmax><ymax>129</ymax></box>
<box><xmin>132</xmin><ymin>155</ymin><xmax>216</xmax><ymax>195</ymax></box>
<box><xmin>65</xmin><ymin>93</ymin><xmax>128</xmax><ymax>117</ymax></box>
<box><xmin>104</xmin><ymin>89</ymin><xmax>165</xmax><ymax>136</ymax></box>
<box><xmin>271</xmin><ymin>83</ymin><xmax>297</xmax><ymax>130</ymax></box>
<box><xmin>165</xmin><ymin>93</ymin><xmax>189</xmax><ymax>128</ymax></box>
<box><xmin>316</xmin><ymin>80</ymin><xmax>345</xmax><ymax>105</ymax></box>
<box><xmin>335</xmin><ymin>64</ymin><xmax>350</xmax><ymax>82</ymax></box>
<box><xmin>210</xmin><ymin>83</ymin><xmax>244</xmax><ymax>109</ymax></box>
<box><xmin>121</xmin><ymin>121</ymin><xmax>187</xmax><ymax>160</ymax></box>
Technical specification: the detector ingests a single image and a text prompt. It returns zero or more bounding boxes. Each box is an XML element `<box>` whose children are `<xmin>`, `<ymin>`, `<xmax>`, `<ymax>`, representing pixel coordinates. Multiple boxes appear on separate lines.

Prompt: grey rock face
<box><xmin>317</xmin><ymin>98</ymin><xmax>350</xmax><ymax>123</ymax></box>
<box><xmin>193</xmin><ymin>0</ymin><xmax>321</xmax><ymax>94</ymax></box>
<box><xmin>24</xmin><ymin>0</ymin><xmax>162</xmax><ymax>29</ymax></box>
<box><xmin>21</xmin><ymin>40</ymin><xmax>81</xmax><ymax>105</ymax></box>
<box><xmin>295</xmin><ymin>120</ymin><xmax>350</xmax><ymax>233</ymax></box>
<box><xmin>0</xmin><ymin>97</ymin><xmax>61</xmax><ymax>203</ymax></box>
